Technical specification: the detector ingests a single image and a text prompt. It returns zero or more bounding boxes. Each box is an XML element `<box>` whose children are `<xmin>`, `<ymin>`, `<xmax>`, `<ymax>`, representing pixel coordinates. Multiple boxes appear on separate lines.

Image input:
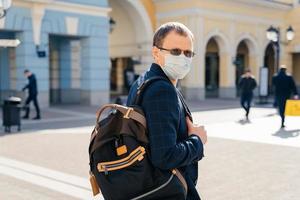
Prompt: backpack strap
<box><xmin>133</xmin><ymin>76</ymin><xmax>171</xmax><ymax>105</ymax></box>
<box><xmin>177</xmin><ymin>90</ymin><xmax>193</xmax><ymax>122</ymax></box>
<box><xmin>90</xmin><ymin>104</ymin><xmax>147</xmax><ymax>144</ymax></box>
<box><xmin>95</xmin><ymin>104</ymin><xmax>146</xmax><ymax>128</ymax></box>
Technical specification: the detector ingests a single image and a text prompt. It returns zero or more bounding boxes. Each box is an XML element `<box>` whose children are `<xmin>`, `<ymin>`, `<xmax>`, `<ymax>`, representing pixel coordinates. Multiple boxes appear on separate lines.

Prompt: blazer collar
<box><xmin>149</xmin><ymin>63</ymin><xmax>168</xmax><ymax>79</ymax></box>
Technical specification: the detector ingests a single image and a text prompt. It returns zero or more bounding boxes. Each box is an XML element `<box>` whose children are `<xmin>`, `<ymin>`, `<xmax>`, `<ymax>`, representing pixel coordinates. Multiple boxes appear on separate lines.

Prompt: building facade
<box><xmin>1</xmin><ymin>0</ymin><xmax>300</xmax><ymax>107</ymax></box>
<box><xmin>109</xmin><ymin>0</ymin><xmax>300</xmax><ymax>100</ymax></box>
<box><xmin>0</xmin><ymin>0</ymin><xmax>110</xmax><ymax>107</ymax></box>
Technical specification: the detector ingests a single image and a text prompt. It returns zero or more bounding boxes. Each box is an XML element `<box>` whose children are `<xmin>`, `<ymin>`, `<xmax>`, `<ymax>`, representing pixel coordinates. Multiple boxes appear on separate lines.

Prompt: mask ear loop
<box><xmin>157</xmin><ymin>49</ymin><xmax>165</xmax><ymax>67</ymax></box>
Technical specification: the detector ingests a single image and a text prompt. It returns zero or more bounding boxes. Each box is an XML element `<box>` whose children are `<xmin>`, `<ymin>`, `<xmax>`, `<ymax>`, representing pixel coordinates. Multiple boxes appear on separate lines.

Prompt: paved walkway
<box><xmin>0</xmin><ymin>99</ymin><xmax>299</xmax><ymax>200</ymax></box>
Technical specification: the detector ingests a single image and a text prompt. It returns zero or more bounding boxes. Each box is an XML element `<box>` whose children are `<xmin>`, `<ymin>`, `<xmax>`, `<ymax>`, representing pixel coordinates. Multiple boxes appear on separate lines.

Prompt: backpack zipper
<box><xmin>97</xmin><ymin>146</ymin><xmax>145</xmax><ymax>173</ymax></box>
<box><xmin>131</xmin><ymin>174</ymin><xmax>175</xmax><ymax>200</ymax></box>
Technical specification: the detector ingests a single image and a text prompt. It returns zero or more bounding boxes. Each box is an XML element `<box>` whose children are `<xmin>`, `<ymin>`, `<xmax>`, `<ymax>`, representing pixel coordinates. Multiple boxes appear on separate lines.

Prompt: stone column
<box><xmin>182</xmin><ymin>15</ymin><xmax>205</xmax><ymax>100</ymax></box>
<box><xmin>80</xmin><ymin>37</ymin><xmax>109</xmax><ymax>106</ymax></box>
<box><xmin>219</xmin><ymin>51</ymin><xmax>236</xmax><ymax>98</ymax></box>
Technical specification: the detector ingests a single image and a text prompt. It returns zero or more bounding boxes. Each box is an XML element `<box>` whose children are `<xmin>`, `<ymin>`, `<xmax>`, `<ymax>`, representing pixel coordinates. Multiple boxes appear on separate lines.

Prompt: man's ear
<box><xmin>152</xmin><ymin>46</ymin><xmax>159</xmax><ymax>61</ymax></box>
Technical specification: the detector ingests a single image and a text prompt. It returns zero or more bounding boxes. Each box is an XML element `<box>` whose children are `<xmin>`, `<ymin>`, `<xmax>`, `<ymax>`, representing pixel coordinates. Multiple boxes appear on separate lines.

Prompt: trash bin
<box><xmin>2</xmin><ymin>96</ymin><xmax>22</xmax><ymax>132</ymax></box>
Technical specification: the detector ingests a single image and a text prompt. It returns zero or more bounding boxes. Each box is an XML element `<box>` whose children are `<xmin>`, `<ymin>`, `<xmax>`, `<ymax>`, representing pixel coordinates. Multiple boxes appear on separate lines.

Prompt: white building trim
<box><xmin>157</xmin><ymin>7</ymin><xmax>283</xmax><ymax>26</ymax></box>
<box><xmin>125</xmin><ymin>0</ymin><xmax>153</xmax><ymax>42</ymax></box>
<box><xmin>234</xmin><ymin>0</ymin><xmax>293</xmax><ymax>10</ymax></box>
<box><xmin>204</xmin><ymin>29</ymin><xmax>231</xmax><ymax>54</ymax></box>
<box><xmin>13</xmin><ymin>0</ymin><xmax>111</xmax><ymax>17</ymax></box>
<box><xmin>66</xmin><ymin>17</ymin><xmax>79</xmax><ymax>35</ymax></box>
<box><xmin>234</xmin><ymin>33</ymin><xmax>259</xmax><ymax>56</ymax></box>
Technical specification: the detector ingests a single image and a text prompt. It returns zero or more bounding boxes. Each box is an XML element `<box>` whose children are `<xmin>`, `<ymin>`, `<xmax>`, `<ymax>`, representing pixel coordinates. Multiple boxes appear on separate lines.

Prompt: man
<box><xmin>127</xmin><ymin>22</ymin><xmax>207</xmax><ymax>200</ymax></box>
<box><xmin>272</xmin><ymin>65</ymin><xmax>298</xmax><ymax>128</ymax></box>
<box><xmin>22</xmin><ymin>69</ymin><xmax>41</xmax><ymax>120</ymax></box>
<box><xmin>238</xmin><ymin>69</ymin><xmax>257</xmax><ymax>120</ymax></box>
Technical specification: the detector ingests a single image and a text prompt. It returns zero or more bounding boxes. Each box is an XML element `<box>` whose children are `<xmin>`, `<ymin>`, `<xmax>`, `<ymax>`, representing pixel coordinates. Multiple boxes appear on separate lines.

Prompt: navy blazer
<box><xmin>23</xmin><ymin>74</ymin><xmax>38</xmax><ymax>96</ymax></box>
<box><xmin>272</xmin><ymin>71</ymin><xmax>298</xmax><ymax>99</ymax></box>
<box><xmin>127</xmin><ymin>63</ymin><xmax>204</xmax><ymax>200</ymax></box>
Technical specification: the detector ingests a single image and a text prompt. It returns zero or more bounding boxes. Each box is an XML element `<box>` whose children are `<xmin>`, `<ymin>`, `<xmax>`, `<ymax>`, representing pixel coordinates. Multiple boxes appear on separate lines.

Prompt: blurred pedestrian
<box><xmin>238</xmin><ymin>69</ymin><xmax>257</xmax><ymax>120</ymax></box>
<box><xmin>114</xmin><ymin>96</ymin><xmax>124</xmax><ymax>105</ymax></box>
<box><xmin>22</xmin><ymin>69</ymin><xmax>41</xmax><ymax>120</ymax></box>
<box><xmin>272</xmin><ymin>65</ymin><xmax>298</xmax><ymax>128</ymax></box>
<box><xmin>124</xmin><ymin>64</ymin><xmax>135</xmax><ymax>93</ymax></box>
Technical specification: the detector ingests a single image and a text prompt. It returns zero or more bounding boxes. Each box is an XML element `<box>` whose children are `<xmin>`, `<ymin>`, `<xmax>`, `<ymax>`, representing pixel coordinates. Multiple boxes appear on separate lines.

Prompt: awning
<box><xmin>0</xmin><ymin>39</ymin><xmax>20</xmax><ymax>47</ymax></box>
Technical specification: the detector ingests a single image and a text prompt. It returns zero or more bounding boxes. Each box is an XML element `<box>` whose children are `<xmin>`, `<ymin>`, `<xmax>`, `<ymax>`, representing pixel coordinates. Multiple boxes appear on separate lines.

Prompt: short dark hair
<box><xmin>280</xmin><ymin>67</ymin><xmax>287</xmax><ymax>73</ymax></box>
<box><xmin>24</xmin><ymin>69</ymin><xmax>30</xmax><ymax>73</ymax></box>
<box><xmin>152</xmin><ymin>22</ymin><xmax>194</xmax><ymax>47</ymax></box>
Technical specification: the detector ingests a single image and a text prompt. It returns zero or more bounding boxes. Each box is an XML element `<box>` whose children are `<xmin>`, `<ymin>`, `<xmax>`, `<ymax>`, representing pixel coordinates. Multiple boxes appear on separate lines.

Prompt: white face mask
<box><xmin>161</xmin><ymin>54</ymin><xmax>192</xmax><ymax>80</ymax></box>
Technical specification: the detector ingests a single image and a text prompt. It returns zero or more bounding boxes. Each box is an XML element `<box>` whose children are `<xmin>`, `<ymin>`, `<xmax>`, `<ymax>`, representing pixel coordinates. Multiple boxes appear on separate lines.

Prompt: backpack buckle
<box><xmin>124</xmin><ymin>108</ymin><xmax>133</xmax><ymax>119</ymax></box>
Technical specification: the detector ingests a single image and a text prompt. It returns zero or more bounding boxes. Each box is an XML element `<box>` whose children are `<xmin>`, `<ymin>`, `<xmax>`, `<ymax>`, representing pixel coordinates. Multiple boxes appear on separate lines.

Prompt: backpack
<box><xmin>88</xmin><ymin>77</ymin><xmax>188</xmax><ymax>200</ymax></box>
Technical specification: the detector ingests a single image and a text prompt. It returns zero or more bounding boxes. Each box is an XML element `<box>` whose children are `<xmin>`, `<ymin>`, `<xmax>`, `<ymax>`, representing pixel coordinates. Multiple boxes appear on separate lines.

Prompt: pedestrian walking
<box><xmin>22</xmin><ymin>69</ymin><xmax>41</xmax><ymax>120</ymax></box>
<box><xmin>238</xmin><ymin>69</ymin><xmax>257</xmax><ymax>120</ymax></box>
<box><xmin>272</xmin><ymin>65</ymin><xmax>298</xmax><ymax>128</ymax></box>
<box><xmin>127</xmin><ymin>22</ymin><xmax>207</xmax><ymax>200</ymax></box>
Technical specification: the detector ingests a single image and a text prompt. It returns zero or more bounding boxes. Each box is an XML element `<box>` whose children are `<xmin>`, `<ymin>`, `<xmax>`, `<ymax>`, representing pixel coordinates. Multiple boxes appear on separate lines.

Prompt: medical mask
<box><xmin>161</xmin><ymin>54</ymin><xmax>192</xmax><ymax>80</ymax></box>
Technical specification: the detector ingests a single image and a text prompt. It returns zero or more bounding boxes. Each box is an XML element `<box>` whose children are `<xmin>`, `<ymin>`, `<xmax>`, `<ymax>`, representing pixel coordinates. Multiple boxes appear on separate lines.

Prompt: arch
<box><xmin>234</xmin><ymin>33</ymin><xmax>261</xmax><ymax>89</ymax></box>
<box><xmin>117</xmin><ymin>0</ymin><xmax>153</xmax><ymax>43</ymax></box>
<box><xmin>234</xmin><ymin>33</ymin><xmax>259</xmax><ymax>56</ymax></box>
<box><xmin>108</xmin><ymin>0</ymin><xmax>153</xmax><ymax>96</ymax></box>
<box><xmin>204</xmin><ymin>29</ymin><xmax>230</xmax><ymax>54</ymax></box>
<box><xmin>204</xmin><ymin>30</ymin><xmax>234</xmax><ymax>98</ymax></box>
<box><xmin>205</xmin><ymin>37</ymin><xmax>220</xmax><ymax>98</ymax></box>
<box><xmin>128</xmin><ymin>0</ymin><xmax>153</xmax><ymax>40</ymax></box>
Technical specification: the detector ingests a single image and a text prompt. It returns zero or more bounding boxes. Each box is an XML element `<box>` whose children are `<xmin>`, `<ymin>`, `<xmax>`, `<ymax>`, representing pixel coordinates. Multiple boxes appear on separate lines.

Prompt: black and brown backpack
<box><xmin>88</xmin><ymin>77</ymin><xmax>188</xmax><ymax>200</ymax></box>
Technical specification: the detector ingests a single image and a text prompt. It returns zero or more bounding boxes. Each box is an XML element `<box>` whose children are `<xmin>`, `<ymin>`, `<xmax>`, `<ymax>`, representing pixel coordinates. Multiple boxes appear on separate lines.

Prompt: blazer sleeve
<box><xmin>142</xmin><ymin>80</ymin><xmax>204</xmax><ymax>170</ymax></box>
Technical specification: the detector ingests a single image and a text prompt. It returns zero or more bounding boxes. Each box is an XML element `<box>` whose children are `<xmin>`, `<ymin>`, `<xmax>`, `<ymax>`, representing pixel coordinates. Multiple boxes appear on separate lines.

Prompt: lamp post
<box><xmin>266</xmin><ymin>25</ymin><xmax>295</xmax><ymax>72</ymax></box>
<box><xmin>0</xmin><ymin>0</ymin><xmax>12</xmax><ymax>19</ymax></box>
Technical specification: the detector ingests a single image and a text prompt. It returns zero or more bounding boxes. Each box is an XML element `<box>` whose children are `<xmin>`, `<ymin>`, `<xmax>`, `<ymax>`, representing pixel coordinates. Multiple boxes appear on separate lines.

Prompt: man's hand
<box><xmin>186</xmin><ymin>117</ymin><xmax>207</xmax><ymax>145</ymax></box>
<box><xmin>294</xmin><ymin>95</ymin><xmax>299</xmax><ymax>100</ymax></box>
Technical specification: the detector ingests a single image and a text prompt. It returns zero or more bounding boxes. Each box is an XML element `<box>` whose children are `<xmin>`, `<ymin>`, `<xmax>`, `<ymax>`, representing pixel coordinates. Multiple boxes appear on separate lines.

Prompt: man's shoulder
<box><xmin>139</xmin><ymin>76</ymin><xmax>176</xmax><ymax>100</ymax></box>
<box><xmin>141</xmin><ymin>80</ymin><xmax>175</xmax><ymax>100</ymax></box>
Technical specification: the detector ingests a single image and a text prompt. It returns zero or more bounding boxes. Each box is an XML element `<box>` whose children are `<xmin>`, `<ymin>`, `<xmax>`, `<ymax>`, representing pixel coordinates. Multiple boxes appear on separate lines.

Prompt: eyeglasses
<box><xmin>156</xmin><ymin>46</ymin><xmax>195</xmax><ymax>58</ymax></box>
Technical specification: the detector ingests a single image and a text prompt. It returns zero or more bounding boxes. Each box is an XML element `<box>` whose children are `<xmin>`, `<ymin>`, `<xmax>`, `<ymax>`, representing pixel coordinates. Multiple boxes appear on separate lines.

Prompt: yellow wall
<box><xmin>112</xmin><ymin>0</ymin><xmax>300</xmax><ymax>98</ymax></box>
<box><xmin>287</xmin><ymin>6</ymin><xmax>300</xmax><ymax>50</ymax></box>
<box><xmin>141</xmin><ymin>0</ymin><xmax>156</xmax><ymax>31</ymax></box>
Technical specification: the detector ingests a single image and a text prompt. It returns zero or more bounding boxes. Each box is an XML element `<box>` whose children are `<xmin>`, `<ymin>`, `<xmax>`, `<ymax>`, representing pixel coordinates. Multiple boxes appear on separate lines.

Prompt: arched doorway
<box><xmin>205</xmin><ymin>38</ymin><xmax>220</xmax><ymax>98</ymax></box>
<box><xmin>108</xmin><ymin>0</ymin><xmax>153</xmax><ymax>97</ymax></box>
<box><xmin>264</xmin><ymin>43</ymin><xmax>276</xmax><ymax>94</ymax></box>
<box><xmin>235</xmin><ymin>40</ymin><xmax>249</xmax><ymax>96</ymax></box>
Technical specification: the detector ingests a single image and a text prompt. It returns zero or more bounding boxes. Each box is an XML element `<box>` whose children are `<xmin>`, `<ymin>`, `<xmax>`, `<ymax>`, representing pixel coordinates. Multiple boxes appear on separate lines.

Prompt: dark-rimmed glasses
<box><xmin>156</xmin><ymin>46</ymin><xmax>195</xmax><ymax>58</ymax></box>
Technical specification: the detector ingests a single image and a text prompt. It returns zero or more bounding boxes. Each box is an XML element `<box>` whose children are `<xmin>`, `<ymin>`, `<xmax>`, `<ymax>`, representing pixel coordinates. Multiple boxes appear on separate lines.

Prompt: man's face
<box><xmin>152</xmin><ymin>31</ymin><xmax>193</xmax><ymax>67</ymax></box>
<box><xmin>24</xmin><ymin>72</ymin><xmax>30</xmax><ymax>78</ymax></box>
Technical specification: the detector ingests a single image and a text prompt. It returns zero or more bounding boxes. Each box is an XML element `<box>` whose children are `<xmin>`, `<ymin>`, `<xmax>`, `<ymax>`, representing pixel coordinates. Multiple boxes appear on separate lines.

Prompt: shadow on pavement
<box><xmin>264</xmin><ymin>113</ymin><xmax>278</xmax><ymax>117</ymax></box>
<box><xmin>0</xmin><ymin>118</ymin><xmax>95</xmax><ymax>137</ymax></box>
<box><xmin>272</xmin><ymin>128</ymin><xmax>300</xmax><ymax>139</ymax></box>
<box><xmin>236</xmin><ymin>118</ymin><xmax>252</xmax><ymax>125</ymax></box>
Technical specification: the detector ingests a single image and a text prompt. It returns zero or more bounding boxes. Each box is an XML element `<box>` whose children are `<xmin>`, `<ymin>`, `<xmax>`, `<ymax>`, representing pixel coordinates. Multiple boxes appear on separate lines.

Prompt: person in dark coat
<box><xmin>22</xmin><ymin>69</ymin><xmax>41</xmax><ymax>120</ymax></box>
<box><xmin>127</xmin><ymin>22</ymin><xmax>207</xmax><ymax>200</ymax></box>
<box><xmin>238</xmin><ymin>69</ymin><xmax>257</xmax><ymax>120</ymax></box>
<box><xmin>272</xmin><ymin>66</ymin><xmax>298</xmax><ymax>128</ymax></box>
